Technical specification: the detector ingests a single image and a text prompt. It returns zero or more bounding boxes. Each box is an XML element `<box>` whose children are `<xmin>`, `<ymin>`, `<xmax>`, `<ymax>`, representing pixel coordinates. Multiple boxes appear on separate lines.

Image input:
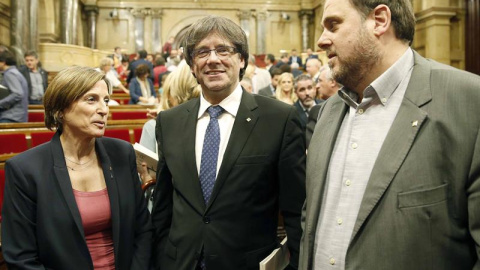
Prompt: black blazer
<box><xmin>152</xmin><ymin>91</ymin><xmax>306</xmax><ymax>270</ymax></box>
<box><xmin>18</xmin><ymin>65</ymin><xmax>48</xmax><ymax>99</ymax></box>
<box><xmin>1</xmin><ymin>132</ymin><xmax>152</xmax><ymax>270</ymax></box>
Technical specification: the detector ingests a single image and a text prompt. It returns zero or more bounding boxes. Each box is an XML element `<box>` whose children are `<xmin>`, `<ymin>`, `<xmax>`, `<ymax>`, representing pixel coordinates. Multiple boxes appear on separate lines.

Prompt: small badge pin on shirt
<box><xmin>246</xmin><ymin>117</ymin><xmax>251</xmax><ymax>122</ymax></box>
<box><xmin>412</xmin><ymin>120</ymin><xmax>418</xmax><ymax>127</ymax></box>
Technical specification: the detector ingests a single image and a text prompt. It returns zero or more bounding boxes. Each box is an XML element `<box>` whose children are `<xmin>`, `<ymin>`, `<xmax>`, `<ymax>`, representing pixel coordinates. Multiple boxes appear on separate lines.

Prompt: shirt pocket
<box><xmin>398</xmin><ymin>183</ymin><xmax>448</xmax><ymax>209</ymax></box>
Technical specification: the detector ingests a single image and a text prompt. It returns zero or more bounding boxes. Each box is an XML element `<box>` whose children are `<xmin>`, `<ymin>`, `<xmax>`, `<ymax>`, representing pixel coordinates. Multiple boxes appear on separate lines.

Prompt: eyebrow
<box><xmin>322</xmin><ymin>15</ymin><xmax>343</xmax><ymax>27</ymax></box>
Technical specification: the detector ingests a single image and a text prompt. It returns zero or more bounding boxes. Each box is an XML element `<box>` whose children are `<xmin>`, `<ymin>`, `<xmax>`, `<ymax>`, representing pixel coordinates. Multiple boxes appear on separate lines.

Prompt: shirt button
<box><xmin>337</xmin><ymin>218</ymin><xmax>343</xmax><ymax>225</ymax></box>
<box><xmin>351</xmin><ymin>143</ymin><xmax>358</xmax><ymax>149</ymax></box>
<box><xmin>345</xmin><ymin>179</ymin><xmax>351</xmax><ymax>186</ymax></box>
<box><xmin>358</xmin><ymin>109</ymin><xmax>364</xmax><ymax>115</ymax></box>
<box><xmin>381</xmin><ymin>97</ymin><xmax>387</xmax><ymax>103</ymax></box>
<box><xmin>329</xmin><ymin>258</ymin><xmax>336</xmax><ymax>265</ymax></box>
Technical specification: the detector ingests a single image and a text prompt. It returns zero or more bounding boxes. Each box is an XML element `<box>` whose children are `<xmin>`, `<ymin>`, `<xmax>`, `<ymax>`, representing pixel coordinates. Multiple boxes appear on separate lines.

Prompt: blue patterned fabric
<box><xmin>199</xmin><ymin>106</ymin><xmax>224</xmax><ymax>205</ymax></box>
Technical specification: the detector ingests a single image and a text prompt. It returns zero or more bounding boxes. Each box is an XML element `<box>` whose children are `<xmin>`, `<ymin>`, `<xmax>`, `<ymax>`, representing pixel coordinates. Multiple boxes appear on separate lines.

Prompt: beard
<box><xmin>329</xmin><ymin>26</ymin><xmax>380</xmax><ymax>90</ymax></box>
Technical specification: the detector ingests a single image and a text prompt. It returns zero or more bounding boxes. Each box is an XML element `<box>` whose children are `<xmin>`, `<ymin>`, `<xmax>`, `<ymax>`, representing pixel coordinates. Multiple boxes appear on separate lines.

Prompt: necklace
<box><xmin>64</xmin><ymin>155</ymin><xmax>96</xmax><ymax>171</ymax></box>
<box><xmin>64</xmin><ymin>155</ymin><xmax>94</xmax><ymax>165</ymax></box>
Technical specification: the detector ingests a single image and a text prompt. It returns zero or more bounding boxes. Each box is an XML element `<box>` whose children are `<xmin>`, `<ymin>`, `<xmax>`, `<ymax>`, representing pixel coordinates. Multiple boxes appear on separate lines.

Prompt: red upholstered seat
<box><xmin>104</xmin><ymin>129</ymin><xmax>131</xmax><ymax>143</ymax></box>
<box><xmin>133</xmin><ymin>128</ymin><xmax>142</xmax><ymax>143</ymax></box>
<box><xmin>0</xmin><ymin>134</ymin><xmax>28</xmax><ymax>154</ymax></box>
<box><xmin>28</xmin><ymin>112</ymin><xmax>45</xmax><ymax>122</ymax></box>
<box><xmin>111</xmin><ymin>111</ymin><xmax>147</xmax><ymax>120</ymax></box>
<box><xmin>31</xmin><ymin>131</ymin><xmax>55</xmax><ymax>147</ymax></box>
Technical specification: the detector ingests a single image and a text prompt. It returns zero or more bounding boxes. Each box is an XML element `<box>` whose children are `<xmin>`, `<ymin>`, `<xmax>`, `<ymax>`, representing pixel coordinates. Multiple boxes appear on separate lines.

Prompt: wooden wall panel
<box><xmin>466</xmin><ymin>0</ymin><xmax>480</xmax><ymax>75</ymax></box>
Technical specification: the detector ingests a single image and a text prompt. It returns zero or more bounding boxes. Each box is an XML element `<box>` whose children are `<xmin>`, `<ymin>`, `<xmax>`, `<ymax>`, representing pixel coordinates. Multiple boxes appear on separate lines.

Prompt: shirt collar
<box><xmin>198</xmin><ymin>83</ymin><xmax>243</xmax><ymax>119</ymax></box>
<box><xmin>339</xmin><ymin>48</ymin><xmax>414</xmax><ymax>108</ymax></box>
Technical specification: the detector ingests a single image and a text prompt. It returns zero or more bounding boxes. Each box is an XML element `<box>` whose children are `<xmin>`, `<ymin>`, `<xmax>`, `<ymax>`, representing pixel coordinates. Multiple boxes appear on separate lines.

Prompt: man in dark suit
<box><xmin>152</xmin><ymin>15</ymin><xmax>306</xmax><ymax>270</ymax></box>
<box><xmin>288</xmin><ymin>49</ymin><xmax>302</xmax><ymax>68</ymax></box>
<box><xmin>258</xmin><ymin>67</ymin><xmax>282</xmax><ymax>97</ymax></box>
<box><xmin>293</xmin><ymin>74</ymin><xmax>322</xmax><ymax>130</ymax></box>
<box><xmin>18</xmin><ymin>50</ymin><xmax>48</xmax><ymax>104</ymax></box>
<box><xmin>300</xmin><ymin>0</ymin><xmax>480</xmax><ymax>269</ymax></box>
<box><xmin>126</xmin><ymin>49</ymin><xmax>154</xmax><ymax>84</ymax></box>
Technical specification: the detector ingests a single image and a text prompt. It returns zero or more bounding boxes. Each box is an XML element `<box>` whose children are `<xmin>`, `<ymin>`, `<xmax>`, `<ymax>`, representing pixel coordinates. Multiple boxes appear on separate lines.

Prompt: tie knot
<box><xmin>207</xmin><ymin>106</ymin><xmax>223</xmax><ymax>119</ymax></box>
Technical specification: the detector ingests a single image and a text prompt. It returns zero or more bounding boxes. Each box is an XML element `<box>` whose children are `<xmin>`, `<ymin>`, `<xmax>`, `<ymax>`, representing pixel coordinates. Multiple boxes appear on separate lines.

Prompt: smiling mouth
<box><xmin>205</xmin><ymin>70</ymin><xmax>224</xmax><ymax>75</ymax></box>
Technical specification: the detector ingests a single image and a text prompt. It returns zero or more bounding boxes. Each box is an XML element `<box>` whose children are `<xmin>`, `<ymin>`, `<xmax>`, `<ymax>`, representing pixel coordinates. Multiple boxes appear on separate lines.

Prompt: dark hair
<box><xmin>24</xmin><ymin>50</ymin><xmax>39</xmax><ymax>59</ymax></box>
<box><xmin>0</xmin><ymin>51</ymin><xmax>16</xmax><ymax>66</ymax></box>
<box><xmin>294</xmin><ymin>74</ymin><xmax>313</xmax><ymax>89</ymax></box>
<box><xmin>43</xmin><ymin>66</ymin><xmax>112</xmax><ymax>131</ymax></box>
<box><xmin>115</xmin><ymin>46</ymin><xmax>121</xmax><ymax>50</ymax></box>
<box><xmin>184</xmin><ymin>15</ymin><xmax>249</xmax><ymax>80</ymax></box>
<box><xmin>270</xmin><ymin>67</ymin><xmax>283</xmax><ymax>78</ymax></box>
<box><xmin>279</xmin><ymin>64</ymin><xmax>291</xmax><ymax>73</ymax></box>
<box><xmin>135</xmin><ymin>64</ymin><xmax>150</xmax><ymax>78</ymax></box>
<box><xmin>266</xmin><ymin>54</ymin><xmax>275</xmax><ymax>63</ymax></box>
<box><xmin>138</xmin><ymin>50</ymin><xmax>148</xmax><ymax>59</ymax></box>
<box><xmin>155</xmin><ymin>56</ymin><xmax>166</xmax><ymax>66</ymax></box>
<box><xmin>349</xmin><ymin>0</ymin><xmax>415</xmax><ymax>42</ymax></box>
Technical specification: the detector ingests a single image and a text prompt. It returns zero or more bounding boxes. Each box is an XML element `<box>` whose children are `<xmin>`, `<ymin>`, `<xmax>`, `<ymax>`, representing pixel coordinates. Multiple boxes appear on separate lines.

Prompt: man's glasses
<box><xmin>191</xmin><ymin>46</ymin><xmax>238</xmax><ymax>60</ymax></box>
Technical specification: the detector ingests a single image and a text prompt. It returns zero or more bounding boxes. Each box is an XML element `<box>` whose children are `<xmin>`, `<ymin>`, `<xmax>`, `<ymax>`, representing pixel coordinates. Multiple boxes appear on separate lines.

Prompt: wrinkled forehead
<box><xmin>195</xmin><ymin>32</ymin><xmax>234</xmax><ymax>49</ymax></box>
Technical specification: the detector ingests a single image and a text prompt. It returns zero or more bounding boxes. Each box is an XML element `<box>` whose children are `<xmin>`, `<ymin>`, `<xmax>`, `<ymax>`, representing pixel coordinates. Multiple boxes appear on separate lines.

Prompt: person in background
<box><xmin>240</xmin><ymin>76</ymin><xmax>253</xmax><ymax>93</ymax></box>
<box><xmin>153</xmin><ymin>56</ymin><xmax>167</xmax><ymax>88</ymax></box>
<box><xmin>18</xmin><ymin>50</ymin><xmax>48</xmax><ymax>105</ymax></box>
<box><xmin>162</xmin><ymin>36</ymin><xmax>175</xmax><ymax>57</ymax></box>
<box><xmin>129</xmin><ymin>64</ymin><xmax>156</xmax><ymax>105</ymax></box>
<box><xmin>258</xmin><ymin>67</ymin><xmax>282</xmax><ymax>98</ymax></box>
<box><xmin>151</xmin><ymin>15</ymin><xmax>305</xmax><ymax>270</ymax></box>
<box><xmin>264</xmin><ymin>53</ymin><xmax>275</xmax><ymax>72</ymax></box>
<box><xmin>305</xmin><ymin>58</ymin><xmax>322</xmax><ymax>82</ymax></box>
<box><xmin>0</xmin><ymin>50</ymin><xmax>28</xmax><ymax>123</ymax></box>
<box><xmin>112</xmin><ymin>47</ymin><xmax>123</xmax><ymax>69</ymax></box>
<box><xmin>275</xmin><ymin>72</ymin><xmax>297</xmax><ymax>105</ymax></box>
<box><xmin>317</xmin><ymin>65</ymin><xmax>341</xmax><ymax>100</ymax></box>
<box><xmin>288</xmin><ymin>49</ymin><xmax>303</xmax><ymax>67</ymax></box>
<box><xmin>1</xmin><ymin>66</ymin><xmax>152</xmax><ymax>269</ymax></box>
<box><xmin>293</xmin><ymin>74</ymin><xmax>322</xmax><ymax>130</ymax></box>
<box><xmin>127</xmin><ymin>49</ymin><xmax>154</xmax><ymax>84</ymax></box>
<box><xmin>300</xmin><ymin>0</ymin><xmax>480</xmax><ymax>269</ymax></box>
<box><xmin>116</xmin><ymin>57</ymin><xmax>130</xmax><ymax>82</ymax></box>
<box><xmin>247</xmin><ymin>54</ymin><xmax>271</xmax><ymax>94</ymax></box>
<box><xmin>291</xmin><ymin>62</ymin><xmax>303</xmax><ymax>78</ymax></box>
<box><xmin>96</xmin><ymin>57</ymin><xmax>129</xmax><ymax>94</ymax></box>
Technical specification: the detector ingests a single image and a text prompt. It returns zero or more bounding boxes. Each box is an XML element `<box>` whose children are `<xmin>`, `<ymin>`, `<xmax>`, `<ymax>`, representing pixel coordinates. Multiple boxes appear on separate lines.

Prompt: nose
<box><xmin>317</xmin><ymin>30</ymin><xmax>332</xmax><ymax>51</ymax></box>
<box><xmin>206</xmin><ymin>50</ymin><xmax>221</xmax><ymax>63</ymax></box>
<box><xmin>97</xmin><ymin>100</ymin><xmax>109</xmax><ymax>117</ymax></box>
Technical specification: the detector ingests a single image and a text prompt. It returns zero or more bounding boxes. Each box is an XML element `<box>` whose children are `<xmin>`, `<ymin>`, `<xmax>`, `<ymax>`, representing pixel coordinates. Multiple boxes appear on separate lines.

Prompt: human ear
<box><xmin>372</xmin><ymin>4</ymin><xmax>391</xmax><ymax>37</ymax></box>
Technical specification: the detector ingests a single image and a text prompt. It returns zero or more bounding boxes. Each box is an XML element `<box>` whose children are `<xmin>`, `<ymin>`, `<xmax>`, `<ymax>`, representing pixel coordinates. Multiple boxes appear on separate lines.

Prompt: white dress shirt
<box><xmin>195</xmin><ymin>84</ymin><xmax>243</xmax><ymax>176</ymax></box>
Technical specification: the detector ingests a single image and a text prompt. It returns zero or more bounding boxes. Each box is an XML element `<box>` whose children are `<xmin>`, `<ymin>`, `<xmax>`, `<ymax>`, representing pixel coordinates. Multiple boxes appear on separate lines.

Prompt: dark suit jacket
<box><xmin>129</xmin><ymin>77</ymin><xmax>156</xmax><ymax>104</ymax></box>
<box><xmin>127</xmin><ymin>59</ymin><xmax>154</xmax><ymax>84</ymax></box>
<box><xmin>258</xmin><ymin>84</ymin><xmax>275</xmax><ymax>97</ymax></box>
<box><xmin>300</xmin><ymin>51</ymin><xmax>480</xmax><ymax>269</ymax></box>
<box><xmin>288</xmin><ymin>56</ymin><xmax>303</xmax><ymax>67</ymax></box>
<box><xmin>294</xmin><ymin>100</ymin><xmax>324</xmax><ymax>131</ymax></box>
<box><xmin>152</xmin><ymin>91</ymin><xmax>306</xmax><ymax>270</ymax></box>
<box><xmin>17</xmin><ymin>65</ymin><xmax>48</xmax><ymax>100</ymax></box>
<box><xmin>2</xmin><ymin>132</ymin><xmax>152</xmax><ymax>270</ymax></box>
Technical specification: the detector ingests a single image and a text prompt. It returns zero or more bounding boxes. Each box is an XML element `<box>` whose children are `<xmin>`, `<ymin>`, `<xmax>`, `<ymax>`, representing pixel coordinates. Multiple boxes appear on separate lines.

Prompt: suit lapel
<box><xmin>306</xmin><ymin>96</ymin><xmax>348</xmax><ymax>237</ymax></box>
<box><xmin>351</xmin><ymin>52</ymin><xmax>433</xmax><ymax>241</ymax></box>
<box><xmin>206</xmin><ymin>91</ymin><xmax>258</xmax><ymax>211</ymax></box>
<box><xmin>96</xmin><ymin>139</ymin><xmax>121</xmax><ymax>261</ymax></box>
<box><xmin>182</xmin><ymin>100</ymin><xmax>207</xmax><ymax>213</ymax></box>
<box><xmin>51</xmin><ymin>132</ymin><xmax>86</xmax><ymax>241</ymax></box>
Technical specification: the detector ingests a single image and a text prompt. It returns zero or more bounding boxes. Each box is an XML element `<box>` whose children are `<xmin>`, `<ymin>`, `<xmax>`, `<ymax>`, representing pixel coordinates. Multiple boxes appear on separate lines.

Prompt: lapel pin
<box><xmin>412</xmin><ymin>120</ymin><xmax>418</xmax><ymax>127</ymax></box>
<box><xmin>246</xmin><ymin>117</ymin><xmax>251</xmax><ymax>122</ymax></box>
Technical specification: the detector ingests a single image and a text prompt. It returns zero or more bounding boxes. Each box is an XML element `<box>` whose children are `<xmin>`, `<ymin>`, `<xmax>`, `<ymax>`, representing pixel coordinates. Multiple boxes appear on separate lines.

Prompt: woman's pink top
<box><xmin>73</xmin><ymin>188</ymin><xmax>115</xmax><ymax>270</ymax></box>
